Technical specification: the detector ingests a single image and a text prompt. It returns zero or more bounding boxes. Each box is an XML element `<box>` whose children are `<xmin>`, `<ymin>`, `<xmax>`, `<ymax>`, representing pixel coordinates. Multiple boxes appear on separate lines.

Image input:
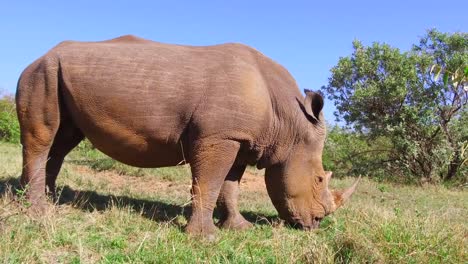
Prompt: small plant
<box><xmin>15</xmin><ymin>186</ymin><xmax>31</xmax><ymax>208</ymax></box>
<box><xmin>377</xmin><ymin>185</ymin><xmax>388</xmax><ymax>193</ymax></box>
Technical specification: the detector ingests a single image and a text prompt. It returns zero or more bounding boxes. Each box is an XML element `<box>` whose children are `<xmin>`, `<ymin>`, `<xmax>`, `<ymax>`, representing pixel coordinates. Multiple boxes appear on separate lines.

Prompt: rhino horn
<box><xmin>330</xmin><ymin>176</ymin><xmax>361</xmax><ymax>213</ymax></box>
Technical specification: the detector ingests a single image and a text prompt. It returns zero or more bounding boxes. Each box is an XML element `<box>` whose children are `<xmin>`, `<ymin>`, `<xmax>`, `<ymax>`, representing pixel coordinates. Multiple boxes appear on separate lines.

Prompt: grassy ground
<box><xmin>0</xmin><ymin>141</ymin><xmax>466</xmax><ymax>263</ymax></box>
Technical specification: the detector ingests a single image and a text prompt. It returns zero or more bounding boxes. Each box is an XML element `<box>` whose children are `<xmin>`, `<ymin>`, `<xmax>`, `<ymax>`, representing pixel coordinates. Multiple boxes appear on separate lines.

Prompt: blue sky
<box><xmin>0</xmin><ymin>1</ymin><xmax>466</xmax><ymax>121</ymax></box>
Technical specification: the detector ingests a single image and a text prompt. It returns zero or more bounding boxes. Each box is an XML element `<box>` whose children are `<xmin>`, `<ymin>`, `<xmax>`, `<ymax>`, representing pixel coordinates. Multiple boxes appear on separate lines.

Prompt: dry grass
<box><xmin>1</xmin><ymin>142</ymin><xmax>467</xmax><ymax>263</ymax></box>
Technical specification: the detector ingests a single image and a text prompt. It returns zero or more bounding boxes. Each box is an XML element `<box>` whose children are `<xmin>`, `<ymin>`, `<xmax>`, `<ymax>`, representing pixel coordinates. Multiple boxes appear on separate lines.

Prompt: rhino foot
<box><xmin>24</xmin><ymin>197</ymin><xmax>54</xmax><ymax>217</ymax></box>
<box><xmin>185</xmin><ymin>218</ymin><xmax>218</xmax><ymax>240</ymax></box>
<box><xmin>219</xmin><ymin>214</ymin><xmax>253</xmax><ymax>230</ymax></box>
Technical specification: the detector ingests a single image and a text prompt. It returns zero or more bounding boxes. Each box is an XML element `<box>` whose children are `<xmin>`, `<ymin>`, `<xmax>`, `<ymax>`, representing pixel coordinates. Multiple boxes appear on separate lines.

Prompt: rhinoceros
<box><xmin>16</xmin><ymin>35</ymin><xmax>359</xmax><ymax>235</ymax></box>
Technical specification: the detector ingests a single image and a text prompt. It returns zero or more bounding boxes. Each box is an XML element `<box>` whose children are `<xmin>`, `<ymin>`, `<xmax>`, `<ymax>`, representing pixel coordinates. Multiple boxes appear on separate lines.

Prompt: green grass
<box><xmin>0</xmin><ymin>141</ymin><xmax>467</xmax><ymax>263</ymax></box>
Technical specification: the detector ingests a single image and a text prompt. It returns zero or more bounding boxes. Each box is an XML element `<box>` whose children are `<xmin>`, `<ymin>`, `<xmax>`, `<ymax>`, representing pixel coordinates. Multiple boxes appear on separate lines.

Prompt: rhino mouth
<box><xmin>287</xmin><ymin>221</ymin><xmax>311</xmax><ymax>230</ymax></box>
<box><xmin>286</xmin><ymin>216</ymin><xmax>322</xmax><ymax>230</ymax></box>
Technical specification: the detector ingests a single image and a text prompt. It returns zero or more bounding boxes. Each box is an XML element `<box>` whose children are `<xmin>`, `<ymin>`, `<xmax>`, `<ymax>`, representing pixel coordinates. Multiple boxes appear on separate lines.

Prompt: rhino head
<box><xmin>265</xmin><ymin>90</ymin><xmax>360</xmax><ymax>230</ymax></box>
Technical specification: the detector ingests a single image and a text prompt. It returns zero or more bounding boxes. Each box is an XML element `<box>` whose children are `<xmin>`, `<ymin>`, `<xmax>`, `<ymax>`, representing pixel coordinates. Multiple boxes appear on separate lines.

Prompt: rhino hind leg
<box><xmin>45</xmin><ymin>121</ymin><xmax>84</xmax><ymax>197</ymax></box>
<box><xmin>16</xmin><ymin>58</ymin><xmax>61</xmax><ymax>211</ymax></box>
<box><xmin>216</xmin><ymin>164</ymin><xmax>253</xmax><ymax>230</ymax></box>
<box><xmin>186</xmin><ymin>140</ymin><xmax>241</xmax><ymax>237</ymax></box>
<box><xmin>19</xmin><ymin>132</ymin><xmax>55</xmax><ymax>211</ymax></box>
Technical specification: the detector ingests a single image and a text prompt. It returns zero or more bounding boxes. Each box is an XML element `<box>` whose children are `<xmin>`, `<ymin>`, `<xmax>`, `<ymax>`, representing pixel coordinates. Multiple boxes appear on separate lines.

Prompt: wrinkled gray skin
<box><xmin>16</xmin><ymin>35</ymin><xmax>359</xmax><ymax>236</ymax></box>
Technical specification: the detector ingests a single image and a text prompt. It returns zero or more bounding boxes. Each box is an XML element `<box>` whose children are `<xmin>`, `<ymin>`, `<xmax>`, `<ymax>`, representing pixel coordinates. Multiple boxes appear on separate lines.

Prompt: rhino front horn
<box><xmin>331</xmin><ymin>176</ymin><xmax>361</xmax><ymax>212</ymax></box>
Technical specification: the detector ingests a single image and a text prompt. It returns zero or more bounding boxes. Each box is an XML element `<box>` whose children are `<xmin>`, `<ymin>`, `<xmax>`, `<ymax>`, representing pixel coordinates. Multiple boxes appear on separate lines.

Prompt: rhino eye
<box><xmin>318</xmin><ymin>176</ymin><xmax>323</xmax><ymax>183</ymax></box>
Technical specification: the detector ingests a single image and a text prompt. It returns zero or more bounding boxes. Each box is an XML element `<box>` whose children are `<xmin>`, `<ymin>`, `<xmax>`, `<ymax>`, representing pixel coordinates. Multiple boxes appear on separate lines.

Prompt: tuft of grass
<box><xmin>1</xmin><ymin>141</ymin><xmax>467</xmax><ymax>263</ymax></box>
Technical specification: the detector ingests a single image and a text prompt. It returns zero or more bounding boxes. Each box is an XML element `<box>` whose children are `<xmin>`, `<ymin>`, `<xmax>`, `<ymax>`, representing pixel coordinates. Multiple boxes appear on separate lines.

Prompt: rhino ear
<box><xmin>303</xmin><ymin>89</ymin><xmax>324</xmax><ymax>122</ymax></box>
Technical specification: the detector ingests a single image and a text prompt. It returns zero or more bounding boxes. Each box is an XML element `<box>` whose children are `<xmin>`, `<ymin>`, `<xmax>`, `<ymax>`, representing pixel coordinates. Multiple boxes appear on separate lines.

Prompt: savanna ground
<box><xmin>0</xmin><ymin>141</ymin><xmax>466</xmax><ymax>263</ymax></box>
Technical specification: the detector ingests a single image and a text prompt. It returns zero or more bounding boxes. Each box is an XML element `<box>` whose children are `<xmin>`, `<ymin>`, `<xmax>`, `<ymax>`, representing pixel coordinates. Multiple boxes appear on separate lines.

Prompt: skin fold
<box><xmin>16</xmin><ymin>35</ymin><xmax>359</xmax><ymax>236</ymax></box>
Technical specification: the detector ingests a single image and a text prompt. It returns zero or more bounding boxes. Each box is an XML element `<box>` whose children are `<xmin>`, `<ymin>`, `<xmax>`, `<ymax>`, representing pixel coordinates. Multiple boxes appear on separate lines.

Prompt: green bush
<box><xmin>322</xmin><ymin>30</ymin><xmax>467</xmax><ymax>183</ymax></box>
<box><xmin>0</xmin><ymin>95</ymin><xmax>20</xmax><ymax>143</ymax></box>
<box><xmin>323</xmin><ymin>125</ymin><xmax>392</xmax><ymax>181</ymax></box>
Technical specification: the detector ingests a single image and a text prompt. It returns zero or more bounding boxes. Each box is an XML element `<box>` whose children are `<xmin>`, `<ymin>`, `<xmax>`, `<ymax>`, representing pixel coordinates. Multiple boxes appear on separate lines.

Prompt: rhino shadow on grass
<box><xmin>0</xmin><ymin>177</ymin><xmax>20</xmax><ymax>195</ymax></box>
<box><xmin>0</xmin><ymin>178</ymin><xmax>278</xmax><ymax>229</ymax></box>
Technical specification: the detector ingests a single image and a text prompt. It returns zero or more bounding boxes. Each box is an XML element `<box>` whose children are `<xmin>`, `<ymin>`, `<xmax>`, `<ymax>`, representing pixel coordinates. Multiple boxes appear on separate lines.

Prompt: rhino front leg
<box><xmin>216</xmin><ymin>164</ymin><xmax>253</xmax><ymax>230</ymax></box>
<box><xmin>186</xmin><ymin>140</ymin><xmax>240</xmax><ymax>237</ymax></box>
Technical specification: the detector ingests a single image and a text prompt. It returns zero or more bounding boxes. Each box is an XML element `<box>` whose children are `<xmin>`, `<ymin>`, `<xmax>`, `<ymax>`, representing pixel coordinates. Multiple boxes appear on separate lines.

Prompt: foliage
<box><xmin>323</xmin><ymin>125</ymin><xmax>391</xmax><ymax>181</ymax></box>
<box><xmin>322</xmin><ymin>29</ymin><xmax>467</xmax><ymax>182</ymax></box>
<box><xmin>430</xmin><ymin>64</ymin><xmax>468</xmax><ymax>89</ymax></box>
<box><xmin>0</xmin><ymin>94</ymin><xmax>20</xmax><ymax>143</ymax></box>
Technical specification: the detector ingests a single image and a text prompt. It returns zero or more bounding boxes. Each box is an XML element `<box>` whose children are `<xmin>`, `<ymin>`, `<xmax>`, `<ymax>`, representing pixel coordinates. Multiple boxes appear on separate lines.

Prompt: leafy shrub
<box><xmin>0</xmin><ymin>95</ymin><xmax>20</xmax><ymax>143</ymax></box>
<box><xmin>323</xmin><ymin>125</ymin><xmax>391</xmax><ymax>181</ymax></box>
<box><xmin>322</xmin><ymin>30</ymin><xmax>467</xmax><ymax>182</ymax></box>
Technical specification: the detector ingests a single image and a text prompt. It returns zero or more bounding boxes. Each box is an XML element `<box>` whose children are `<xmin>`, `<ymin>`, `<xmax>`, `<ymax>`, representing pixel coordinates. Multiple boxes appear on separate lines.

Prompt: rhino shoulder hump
<box><xmin>103</xmin><ymin>35</ymin><xmax>153</xmax><ymax>43</ymax></box>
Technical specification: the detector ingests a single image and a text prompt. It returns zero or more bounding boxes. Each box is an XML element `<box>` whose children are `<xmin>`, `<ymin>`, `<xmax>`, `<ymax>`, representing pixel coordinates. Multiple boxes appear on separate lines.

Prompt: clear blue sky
<box><xmin>0</xmin><ymin>1</ymin><xmax>466</xmax><ymax>122</ymax></box>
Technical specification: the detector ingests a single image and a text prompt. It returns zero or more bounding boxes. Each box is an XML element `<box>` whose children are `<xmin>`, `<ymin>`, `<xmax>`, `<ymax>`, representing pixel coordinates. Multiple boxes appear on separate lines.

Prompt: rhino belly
<box><xmin>85</xmin><ymin>130</ymin><xmax>187</xmax><ymax>168</ymax></box>
<box><xmin>62</xmin><ymin>86</ymin><xmax>191</xmax><ymax>168</ymax></box>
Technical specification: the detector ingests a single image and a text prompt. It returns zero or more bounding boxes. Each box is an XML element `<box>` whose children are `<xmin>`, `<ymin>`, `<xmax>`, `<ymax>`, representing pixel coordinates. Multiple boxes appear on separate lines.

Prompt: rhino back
<box><xmin>49</xmin><ymin>38</ymin><xmax>276</xmax><ymax>166</ymax></box>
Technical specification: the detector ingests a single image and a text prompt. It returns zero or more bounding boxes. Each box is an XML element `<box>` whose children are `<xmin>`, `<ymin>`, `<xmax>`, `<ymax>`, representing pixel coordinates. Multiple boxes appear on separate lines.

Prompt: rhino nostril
<box><xmin>311</xmin><ymin>217</ymin><xmax>322</xmax><ymax>229</ymax></box>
